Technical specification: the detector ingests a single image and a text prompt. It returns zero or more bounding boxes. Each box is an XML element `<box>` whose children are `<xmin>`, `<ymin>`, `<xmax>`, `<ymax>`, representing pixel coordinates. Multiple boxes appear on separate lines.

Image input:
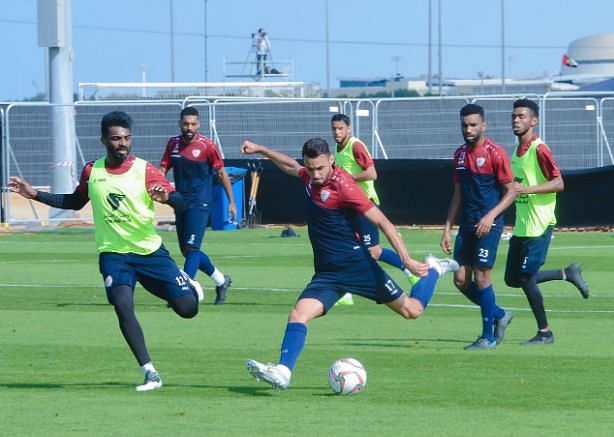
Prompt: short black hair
<box><xmin>460</xmin><ymin>103</ymin><xmax>484</xmax><ymax>119</ymax></box>
<box><xmin>302</xmin><ymin>138</ymin><xmax>330</xmax><ymax>158</ymax></box>
<box><xmin>101</xmin><ymin>111</ymin><xmax>132</xmax><ymax>137</ymax></box>
<box><xmin>180</xmin><ymin>106</ymin><xmax>199</xmax><ymax>119</ymax></box>
<box><xmin>331</xmin><ymin>113</ymin><xmax>351</xmax><ymax>125</ymax></box>
<box><xmin>513</xmin><ymin>98</ymin><xmax>539</xmax><ymax>117</ymax></box>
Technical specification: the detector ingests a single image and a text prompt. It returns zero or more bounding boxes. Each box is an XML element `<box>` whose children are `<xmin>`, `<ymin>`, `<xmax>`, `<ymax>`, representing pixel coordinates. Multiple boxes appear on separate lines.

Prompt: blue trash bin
<box><xmin>211</xmin><ymin>167</ymin><xmax>247</xmax><ymax>231</ymax></box>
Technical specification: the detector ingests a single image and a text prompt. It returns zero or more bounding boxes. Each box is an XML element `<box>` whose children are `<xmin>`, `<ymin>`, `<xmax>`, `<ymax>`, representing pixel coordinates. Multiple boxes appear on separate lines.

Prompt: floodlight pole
<box><xmin>170</xmin><ymin>0</ymin><xmax>176</xmax><ymax>82</ymax></box>
<box><xmin>325</xmin><ymin>0</ymin><xmax>331</xmax><ymax>97</ymax></box>
<box><xmin>204</xmin><ymin>0</ymin><xmax>209</xmax><ymax>82</ymax></box>
<box><xmin>428</xmin><ymin>0</ymin><xmax>432</xmax><ymax>95</ymax></box>
<box><xmin>437</xmin><ymin>0</ymin><xmax>442</xmax><ymax>96</ymax></box>
<box><xmin>37</xmin><ymin>0</ymin><xmax>76</xmax><ymax>221</ymax></box>
<box><xmin>501</xmin><ymin>0</ymin><xmax>506</xmax><ymax>93</ymax></box>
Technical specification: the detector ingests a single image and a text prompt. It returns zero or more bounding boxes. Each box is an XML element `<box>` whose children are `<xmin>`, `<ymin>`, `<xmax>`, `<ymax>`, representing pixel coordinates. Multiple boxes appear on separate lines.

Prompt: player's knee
<box><xmin>288</xmin><ymin>307</ymin><xmax>314</xmax><ymax>324</ymax></box>
<box><xmin>504</xmin><ymin>272</ymin><xmax>524</xmax><ymax>288</ymax></box>
<box><xmin>178</xmin><ymin>307</ymin><xmax>198</xmax><ymax>319</ymax></box>
<box><xmin>405</xmin><ymin>307</ymin><xmax>423</xmax><ymax>320</ymax></box>
<box><xmin>454</xmin><ymin>277</ymin><xmax>469</xmax><ymax>291</ymax></box>
<box><xmin>109</xmin><ymin>285</ymin><xmax>134</xmax><ymax>317</ymax></box>
<box><xmin>402</xmin><ymin>298</ymin><xmax>424</xmax><ymax>319</ymax></box>
<box><xmin>182</xmin><ymin>246</ymin><xmax>198</xmax><ymax>257</ymax></box>
<box><xmin>171</xmin><ymin>297</ymin><xmax>199</xmax><ymax>319</ymax></box>
<box><xmin>504</xmin><ymin>270</ymin><xmax>516</xmax><ymax>287</ymax></box>
<box><xmin>368</xmin><ymin>245</ymin><xmax>382</xmax><ymax>260</ymax></box>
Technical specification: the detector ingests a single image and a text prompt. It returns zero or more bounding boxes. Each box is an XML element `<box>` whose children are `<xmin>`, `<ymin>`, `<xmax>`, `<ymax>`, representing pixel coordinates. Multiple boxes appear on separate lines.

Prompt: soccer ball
<box><xmin>327</xmin><ymin>358</ymin><xmax>367</xmax><ymax>395</ymax></box>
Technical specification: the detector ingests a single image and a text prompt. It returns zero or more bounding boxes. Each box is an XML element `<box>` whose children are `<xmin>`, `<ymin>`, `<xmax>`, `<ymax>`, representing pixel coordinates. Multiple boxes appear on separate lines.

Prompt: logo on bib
<box><xmin>106</xmin><ymin>193</ymin><xmax>126</xmax><ymax>210</ymax></box>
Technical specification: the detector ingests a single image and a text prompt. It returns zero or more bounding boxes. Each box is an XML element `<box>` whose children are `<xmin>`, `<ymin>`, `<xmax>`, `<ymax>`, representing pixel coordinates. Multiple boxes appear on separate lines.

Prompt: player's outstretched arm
<box><xmin>240</xmin><ymin>140</ymin><xmax>301</xmax><ymax>177</ymax></box>
<box><xmin>8</xmin><ymin>176</ymin><xmax>37</xmax><ymax>199</ymax></box>
<box><xmin>363</xmin><ymin>206</ymin><xmax>429</xmax><ymax>277</ymax></box>
<box><xmin>8</xmin><ymin>176</ymin><xmax>88</xmax><ymax>210</ymax></box>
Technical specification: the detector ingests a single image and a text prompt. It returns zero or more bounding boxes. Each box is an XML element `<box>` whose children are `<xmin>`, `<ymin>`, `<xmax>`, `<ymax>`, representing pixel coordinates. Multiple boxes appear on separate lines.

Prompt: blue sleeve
<box><xmin>166</xmin><ymin>191</ymin><xmax>184</xmax><ymax>211</ymax></box>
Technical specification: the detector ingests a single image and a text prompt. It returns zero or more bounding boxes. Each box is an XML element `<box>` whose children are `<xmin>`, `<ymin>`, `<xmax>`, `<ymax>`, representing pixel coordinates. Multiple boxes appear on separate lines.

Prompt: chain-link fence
<box><xmin>3</xmin><ymin>93</ymin><xmax>614</xmax><ymax>224</ymax></box>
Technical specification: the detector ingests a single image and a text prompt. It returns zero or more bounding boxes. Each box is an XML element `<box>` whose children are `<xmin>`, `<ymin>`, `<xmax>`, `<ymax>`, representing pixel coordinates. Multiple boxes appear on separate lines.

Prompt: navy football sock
<box><xmin>464</xmin><ymin>281</ymin><xmax>505</xmax><ymax>320</ymax></box>
<box><xmin>184</xmin><ymin>250</ymin><xmax>200</xmax><ymax>278</ymax></box>
<box><xmin>409</xmin><ymin>268</ymin><xmax>439</xmax><ymax>308</ymax></box>
<box><xmin>198</xmin><ymin>251</ymin><xmax>215</xmax><ymax>276</ymax></box>
<box><xmin>378</xmin><ymin>248</ymin><xmax>404</xmax><ymax>270</ymax></box>
<box><xmin>279</xmin><ymin>322</ymin><xmax>307</xmax><ymax>371</ymax></box>
<box><xmin>479</xmin><ymin>284</ymin><xmax>496</xmax><ymax>342</ymax></box>
<box><xmin>461</xmin><ymin>281</ymin><xmax>481</xmax><ymax>305</ymax></box>
<box><xmin>536</xmin><ymin>269</ymin><xmax>564</xmax><ymax>283</ymax></box>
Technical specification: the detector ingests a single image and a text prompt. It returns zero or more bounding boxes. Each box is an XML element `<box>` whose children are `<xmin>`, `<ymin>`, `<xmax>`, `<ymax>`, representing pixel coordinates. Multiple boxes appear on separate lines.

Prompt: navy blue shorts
<box><xmin>175</xmin><ymin>206</ymin><xmax>210</xmax><ymax>252</ymax></box>
<box><xmin>99</xmin><ymin>245</ymin><xmax>193</xmax><ymax>302</ymax></box>
<box><xmin>298</xmin><ymin>255</ymin><xmax>403</xmax><ymax>313</ymax></box>
<box><xmin>454</xmin><ymin>227</ymin><xmax>503</xmax><ymax>269</ymax></box>
<box><xmin>505</xmin><ymin>226</ymin><xmax>553</xmax><ymax>278</ymax></box>
<box><xmin>352</xmin><ymin>212</ymin><xmax>380</xmax><ymax>248</ymax></box>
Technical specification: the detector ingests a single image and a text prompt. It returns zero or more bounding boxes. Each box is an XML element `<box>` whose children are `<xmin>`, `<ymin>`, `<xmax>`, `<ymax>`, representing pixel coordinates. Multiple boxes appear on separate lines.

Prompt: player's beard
<box><xmin>182</xmin><ymin>131</ymin><xmax>196</xmax><ymax>143</ymax></box>
<box><xmin>108</xmin><ymin>146</ymin><xmax>130</xmax><ymax>165</ymax></box>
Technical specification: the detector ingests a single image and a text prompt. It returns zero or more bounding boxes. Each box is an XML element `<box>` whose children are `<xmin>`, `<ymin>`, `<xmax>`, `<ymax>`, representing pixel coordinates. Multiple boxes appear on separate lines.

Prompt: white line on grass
<box><xmin>549</xmin><ymin>245</ymin><xmax>614</xmax><ymax>250</ymax></box>
<box><xmin>428</xmin><ymin>303</ymin><xmax>614</xmax><ymax>314</ymax></box>
<box><xmin>3</xmin><ymin>284</ymin><xmax>611</xmax><ymax>314</ymax></box>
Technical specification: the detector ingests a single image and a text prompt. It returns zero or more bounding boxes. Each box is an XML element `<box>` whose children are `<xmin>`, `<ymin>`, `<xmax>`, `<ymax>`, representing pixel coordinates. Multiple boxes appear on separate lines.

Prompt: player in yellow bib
<box><xmin>9</xmin><ymin>111</ymin><xmax>203</xmax><ymax>391</ymax></box>
<box><xmin>504</xmin><ymin>99</ymin><xmax>590</xmax><ymax>346</ymax></box>
<box><xmin>331</xmin><ymin>114</ymin><xmax>419</xmax><ymax>305</ymax></box>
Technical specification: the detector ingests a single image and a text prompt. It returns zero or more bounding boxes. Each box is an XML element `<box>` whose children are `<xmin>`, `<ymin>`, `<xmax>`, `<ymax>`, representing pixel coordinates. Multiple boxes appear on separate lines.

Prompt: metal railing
<box><xmin>3</xmin><ymin>92</ymin><xmax>614</xmax><ymax>224</ymax></box>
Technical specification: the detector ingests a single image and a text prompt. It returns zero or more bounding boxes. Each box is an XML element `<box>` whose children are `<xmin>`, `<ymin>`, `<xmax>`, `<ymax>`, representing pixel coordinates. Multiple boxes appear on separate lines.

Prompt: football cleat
<box><xmin>424</xmin><ymin>255</ymin><xmax>460</xmax><ymax>276</ymax></box>
<box><xmin>463</xmin><ymin>337</ymin><xmax>497</xmax><ymax>350</ymax></box>
<box><xmin>136</xmin><ymin>370</ymin><xmax>162</xmax><ymax>392</ymax></box>
<box><xmin>246</xmin><ymin>359</ymin><xmax>291</xmax><ymax>390</ymax></box>
<box><xmin>214</xmin><ymin>274</ymin><xmax>232</xmax><ymax>305</ymax></box>
<box><xmin>565</xmin><ymin>263</ymin><xmax>590</xmax><ymax>299</ymax></box>
<box><xmin>522</xmin><ymin>331</ymin><xmax>555</xmax><ymax>346</ymax></box>
<box><xmin>494</xmin><ymin>310</ymin><xmax>513</xmax><ymax>345</ymax></box>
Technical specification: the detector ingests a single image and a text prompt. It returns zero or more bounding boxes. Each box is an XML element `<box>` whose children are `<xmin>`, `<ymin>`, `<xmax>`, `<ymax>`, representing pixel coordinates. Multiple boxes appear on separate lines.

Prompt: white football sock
<box><xmin>210</xmin><ymin>268</ymin><xmax>225</xmax><ymax>286</ymax></box>
<box><xmin>141</xmin><ymin>362</ymin><xmax>156</xmax><ymax>375</ymax></box>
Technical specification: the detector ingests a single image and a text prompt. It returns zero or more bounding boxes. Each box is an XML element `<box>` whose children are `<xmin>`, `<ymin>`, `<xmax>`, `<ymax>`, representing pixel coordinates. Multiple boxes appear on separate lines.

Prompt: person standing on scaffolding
<box><xmin>255</xmin><ymin>28</ymin><xmax>271</xmax><ymax>76</ymax></box>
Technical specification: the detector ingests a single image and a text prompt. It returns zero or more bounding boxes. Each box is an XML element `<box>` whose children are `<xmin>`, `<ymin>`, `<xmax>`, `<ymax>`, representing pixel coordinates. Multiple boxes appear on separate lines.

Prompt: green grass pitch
<box><xmin>1</xmin><ymin>228</ymin><xmax>613</xmax><ymax>435</ymax></box>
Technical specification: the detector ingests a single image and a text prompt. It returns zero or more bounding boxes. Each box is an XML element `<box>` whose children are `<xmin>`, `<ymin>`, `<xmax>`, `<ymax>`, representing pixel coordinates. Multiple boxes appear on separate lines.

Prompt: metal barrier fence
<box><xmin>2</xmin><ymin>93</ymin><xmax>614</xmax><ymax>224</ymax></box>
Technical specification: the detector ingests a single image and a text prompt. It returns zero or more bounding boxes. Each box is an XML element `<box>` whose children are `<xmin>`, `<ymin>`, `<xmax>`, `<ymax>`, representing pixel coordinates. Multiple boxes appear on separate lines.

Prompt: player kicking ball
<box><xmin>240</xmin><ymin>138</ymin><xmax>458</xmax><ymax>390</ymax></box>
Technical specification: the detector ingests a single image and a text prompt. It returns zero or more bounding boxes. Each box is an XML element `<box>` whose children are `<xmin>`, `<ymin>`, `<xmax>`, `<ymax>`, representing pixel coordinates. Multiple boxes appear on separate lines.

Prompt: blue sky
<box><xmin>1</xmin><ymin>0</ymin><xmax>613</xmax><ymax>100</ymax></box>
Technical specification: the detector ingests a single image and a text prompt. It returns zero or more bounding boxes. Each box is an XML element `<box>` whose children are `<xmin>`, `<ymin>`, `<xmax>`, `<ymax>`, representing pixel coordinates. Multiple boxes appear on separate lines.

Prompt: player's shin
<box><xmin>278</xmin><ymin>322</ymin><xmax>307</xmax><ymax>372</ymax></box>
<box><xmin>478</xmin><ymin>284</ymin><xmax>497</xmax><ymax>342</ymax></box>
<box><xmin>409</xmin><ymin>269</ymin><xmax>439</xmax><ymax>309</ymax></box>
